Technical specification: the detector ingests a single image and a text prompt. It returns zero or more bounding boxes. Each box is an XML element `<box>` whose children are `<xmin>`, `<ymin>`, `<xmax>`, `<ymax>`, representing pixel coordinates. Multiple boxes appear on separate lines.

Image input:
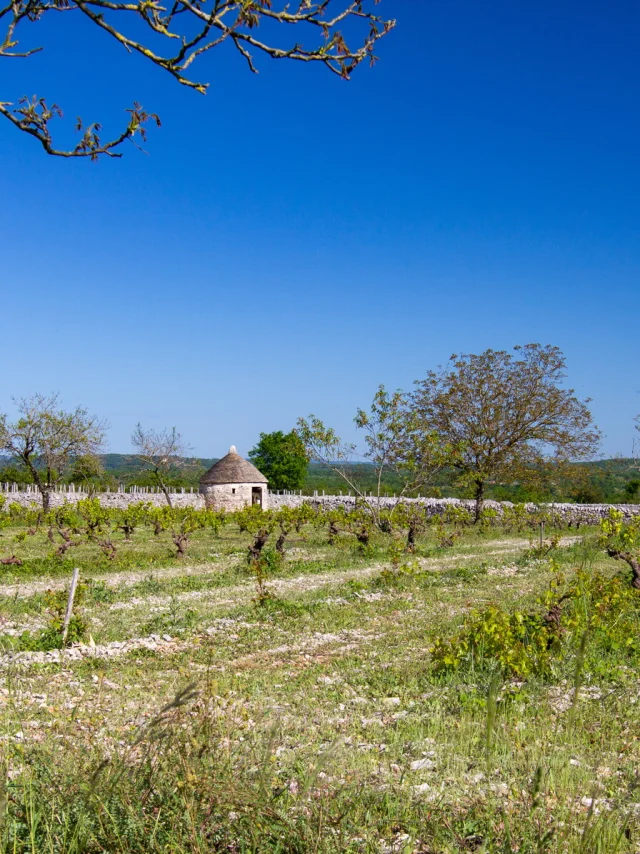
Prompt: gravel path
<box><xmin>0</xmin><ymin>557</ymin><xmax>242</xmax><ymax>600</ymax></box>
<box><xmin>0</xmin><ymin>615</ymin><xmax>382</xmax><ymax>670</ymax></box>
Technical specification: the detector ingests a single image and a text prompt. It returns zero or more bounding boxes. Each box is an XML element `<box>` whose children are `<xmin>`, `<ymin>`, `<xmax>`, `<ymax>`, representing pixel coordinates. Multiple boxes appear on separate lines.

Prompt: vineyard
<box><xmin>0</xmin><ymin>498</ymin><xmax>638</xmax><ymax>851</ymax></box>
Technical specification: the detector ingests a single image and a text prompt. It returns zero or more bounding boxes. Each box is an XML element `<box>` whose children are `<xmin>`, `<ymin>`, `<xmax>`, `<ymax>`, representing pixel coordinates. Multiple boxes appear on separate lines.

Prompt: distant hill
<box><xmin>101</xmin><ymin>454</ymin><xmax>218</xmax><ymax>475</ymax></box>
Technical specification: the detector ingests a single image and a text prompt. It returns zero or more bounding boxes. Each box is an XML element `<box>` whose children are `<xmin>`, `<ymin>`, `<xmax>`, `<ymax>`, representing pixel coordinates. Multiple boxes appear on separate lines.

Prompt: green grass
<box><xmin>0</xmin><ymin>520</ymin><xmax>639</xmax><ymax>852</ymax></box>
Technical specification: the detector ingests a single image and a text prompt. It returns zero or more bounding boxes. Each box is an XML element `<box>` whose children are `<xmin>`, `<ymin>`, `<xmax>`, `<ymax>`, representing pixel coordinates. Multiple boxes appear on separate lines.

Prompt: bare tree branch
<box><xmin>130</xmin><ymin>423</ymin><xmax>196</xmax><ymax>506</ymax></box>
<box><xmin>1</xmin><ymin>0</ymin><xmax>395</xmax><ymax>158</ymax></box>
<box><xmin>0</xmin><ymin>98</ymin><xmax>160</xmax><ymax>159</ymax></box>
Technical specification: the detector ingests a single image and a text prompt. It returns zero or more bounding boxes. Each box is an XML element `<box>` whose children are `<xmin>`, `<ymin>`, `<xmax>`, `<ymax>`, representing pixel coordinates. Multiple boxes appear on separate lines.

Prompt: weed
<box><xmin>141</xmin><ymin>596</ymin><xmax>198</xmax><ymax>636</ymax></box>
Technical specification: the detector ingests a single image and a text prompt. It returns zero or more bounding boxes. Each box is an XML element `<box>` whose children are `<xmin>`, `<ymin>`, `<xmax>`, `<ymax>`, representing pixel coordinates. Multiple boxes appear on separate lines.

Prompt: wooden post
<box><xmin>539</xmin><ymin>521</ymin><xmax>545</xmax><ymax>549</ymax></box>
<box><xmin>62</xmin><ymin>567</ymin><xmax>80</xmax><ymax>645</ymax></box>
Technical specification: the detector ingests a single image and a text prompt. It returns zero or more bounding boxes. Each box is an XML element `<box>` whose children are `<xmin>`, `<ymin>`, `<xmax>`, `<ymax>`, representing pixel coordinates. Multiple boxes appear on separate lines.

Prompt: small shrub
<box><xmin>500</xmin><ymin>503</ymin><xmax>530</xmax><ymax>533</ymax></box>
<box><xmin>2</xmin><ymin>585</ymin><xmax>90</xmax><ymax>651</ymax></box>
<box><xmin>87</xmin><ymin>579</ymin><xmax>116</xmax><ymax>603</ymax></box>
<box><xmin>520</xmin><ymin>532</ymin><xmax>561</xmax><ymax>562</ymax></box>
<box><xmin>478</xmin><ymin>507</ymin><xmax>500</xmax><ymax>530</ymax></box>
<box><xmin>600</xmin><ymin>508</ymin><xmax>640</xmax><ymax>587</ymax></box>
<box><xmin>249</xmin><ymin>546</ymin><xmax>282</xmax><ymax>605</ymax></box>
<box><xmin>431</xmin><ymin>604</ymin><xmax>556</xmax><ymax>678</ymax></box>
<box><xmin>141</xmin><ymin>597</ymin><xmax>198</xmax><ymax>636</ymax></box>
<box><xmin>15</xmin><ymin>615</ymin><xmax>87</xmax><ymax>651</ymax></box>
<box><xmin>377</xmin><ymin>539</ymin><xmax>420</xmax><ymax>585</ymax></box>
<box><xmin>431</xmin><ymin>565</ymin><xmax>640</xmax><ymax>679</ymax></box>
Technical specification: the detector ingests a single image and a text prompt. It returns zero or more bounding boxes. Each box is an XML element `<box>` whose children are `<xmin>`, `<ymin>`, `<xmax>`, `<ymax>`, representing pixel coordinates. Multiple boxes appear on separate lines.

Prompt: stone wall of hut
<box><xmin>200</xmin><ymin>482</ymin><xmax>267</xmax><ymax>511</ymax></box>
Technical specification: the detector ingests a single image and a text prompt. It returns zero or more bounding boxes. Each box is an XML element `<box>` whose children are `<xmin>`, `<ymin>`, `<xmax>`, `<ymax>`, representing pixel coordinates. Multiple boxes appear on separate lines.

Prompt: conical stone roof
<box><xmin>200</xmin><ymin>446</ymin><xmax>267</xmax><ymax>485</ymax></box>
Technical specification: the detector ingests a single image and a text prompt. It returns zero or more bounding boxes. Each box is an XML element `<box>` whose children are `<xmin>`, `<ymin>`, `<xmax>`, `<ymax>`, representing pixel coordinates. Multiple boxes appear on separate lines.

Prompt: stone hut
<box><xmin>199</xmin><ymin>446</ymin><xmax>268</xmax><ymax>511</ymax></box>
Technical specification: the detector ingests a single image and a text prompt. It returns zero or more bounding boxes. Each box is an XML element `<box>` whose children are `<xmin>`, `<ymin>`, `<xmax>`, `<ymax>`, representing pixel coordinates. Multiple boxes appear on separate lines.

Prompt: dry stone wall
<box><xmin>0</xmin><ymin>488</ymin><xmax>204</xmax><ymax>511</ymax></box>
<box><xmin>267</xmin><ymin>492</ymin><xmax>640</xmax><ymax>524</ymax></box>
<box><xmin>1</xmin><ymin>486</ymin><xmax>639</xmax><ymax>524</ymax></box>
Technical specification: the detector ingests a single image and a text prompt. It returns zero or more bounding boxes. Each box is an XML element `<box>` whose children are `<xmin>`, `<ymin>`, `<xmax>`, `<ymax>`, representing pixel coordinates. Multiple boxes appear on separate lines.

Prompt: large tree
<box><xmin>0</xmin><ymin>393</ymin><xmax>107</xmax><ymax>510</ymax></box>
<box><xmin>1</xmin><ymin>0</ymin><xmax>395</xmax><ymax>159</ymax></box>
<box><xmin>411</xmin><ymin>344</ymin><xmax>602</xmax><ymax>521</ymax></box>
<box><xmin>248</xmin><ymin>430</ymin><xmax>309</xmax><ymax>491</ymax></box>
<box><xmin>130</xmin><ymin>424</ymin><xmax>195</xmax><ymax>507</ymax></box>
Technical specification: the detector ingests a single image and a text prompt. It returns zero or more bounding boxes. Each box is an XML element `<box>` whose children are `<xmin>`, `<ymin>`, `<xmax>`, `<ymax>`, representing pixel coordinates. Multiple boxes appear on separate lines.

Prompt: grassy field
<box><xmin>0</xmin><ymin>518</ymin><xmax>639</xmax><ymax>853</ymax></box>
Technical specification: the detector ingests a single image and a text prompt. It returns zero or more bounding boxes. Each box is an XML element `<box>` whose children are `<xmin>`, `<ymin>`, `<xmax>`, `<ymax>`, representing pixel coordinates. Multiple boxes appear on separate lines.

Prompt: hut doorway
<box><xmin>251</xmin><ymin>487</ymin><xmax>263</xmax><ymax>508</ymax></box>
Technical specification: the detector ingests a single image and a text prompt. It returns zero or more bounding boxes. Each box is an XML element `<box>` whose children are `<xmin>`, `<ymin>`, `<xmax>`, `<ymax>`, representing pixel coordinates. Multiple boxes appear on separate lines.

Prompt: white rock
<box><xmin>410</xmin><ymin>758</ymin><xmax>435</xmax><ymax>771</ymax></box>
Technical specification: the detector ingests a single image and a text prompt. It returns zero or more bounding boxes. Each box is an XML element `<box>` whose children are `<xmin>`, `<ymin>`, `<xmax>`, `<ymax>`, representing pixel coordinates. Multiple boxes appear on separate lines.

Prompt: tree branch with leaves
<box><xmin>355</xmin><ymin>385</ymin><xmax>456</xmax><ymax>503</ymax></box>
<box><xmin>1</xmin><ymin>0</ymin><xmax>395</xmax><ymax>158</ymax></box>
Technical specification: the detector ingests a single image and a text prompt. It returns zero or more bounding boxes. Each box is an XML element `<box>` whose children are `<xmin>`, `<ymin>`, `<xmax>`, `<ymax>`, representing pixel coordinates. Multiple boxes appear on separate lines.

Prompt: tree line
<box><xmin>1</xmin><ymin>344</ymin><xmax>639</xmax><ymax>513</ymax></box>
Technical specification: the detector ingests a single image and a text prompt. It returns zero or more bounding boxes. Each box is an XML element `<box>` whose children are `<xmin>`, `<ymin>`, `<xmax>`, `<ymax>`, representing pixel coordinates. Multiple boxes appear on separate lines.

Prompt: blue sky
<box><xmin>1</xmin><ymin>0</ymin><xmax>639</xmax><ymax>458</ymax></box>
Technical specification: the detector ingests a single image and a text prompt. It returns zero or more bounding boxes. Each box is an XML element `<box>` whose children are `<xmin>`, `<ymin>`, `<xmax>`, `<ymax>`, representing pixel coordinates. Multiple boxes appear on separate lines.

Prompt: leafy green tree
<box><xmin>66</xmin><ymin>454</ymin><xmax>118</xmax><ymax>493</ymax></box>
<box><xmin>1</xmin><ymin>1</ymin><xmax>395</xmax><ymax>159</ymax></box>
<box><xmin>570</xmin><ymin>483</ymin><xmax>607</xmax><ymax>504</ymax></box>
<box><xmin>625</xmin><ymin>480</ymin><xmax>640</xmax><ymax>502</ymax></box>
<box><xmin>0</xmin><ymin>464</ymin><xmax>32</xmax><ymax>485</ymax></box>
<box><xmin>411</xmin><ymin>344</ymin><xmax>602</xmax><ymax>522</ymax></box>
<box><xmin>67</xmin><ymin>454</ymin><xmax>104</xmax><ymax>483</ymax></box>
<box><xmin>0</xmin><ymin>394</ymin><xmax>107</xmax><ymax>511</ymax></box>
<box><xmin>248</xmin><ymin>430</ymin><xmax>309</xmax><ymax>491</ymax></box>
